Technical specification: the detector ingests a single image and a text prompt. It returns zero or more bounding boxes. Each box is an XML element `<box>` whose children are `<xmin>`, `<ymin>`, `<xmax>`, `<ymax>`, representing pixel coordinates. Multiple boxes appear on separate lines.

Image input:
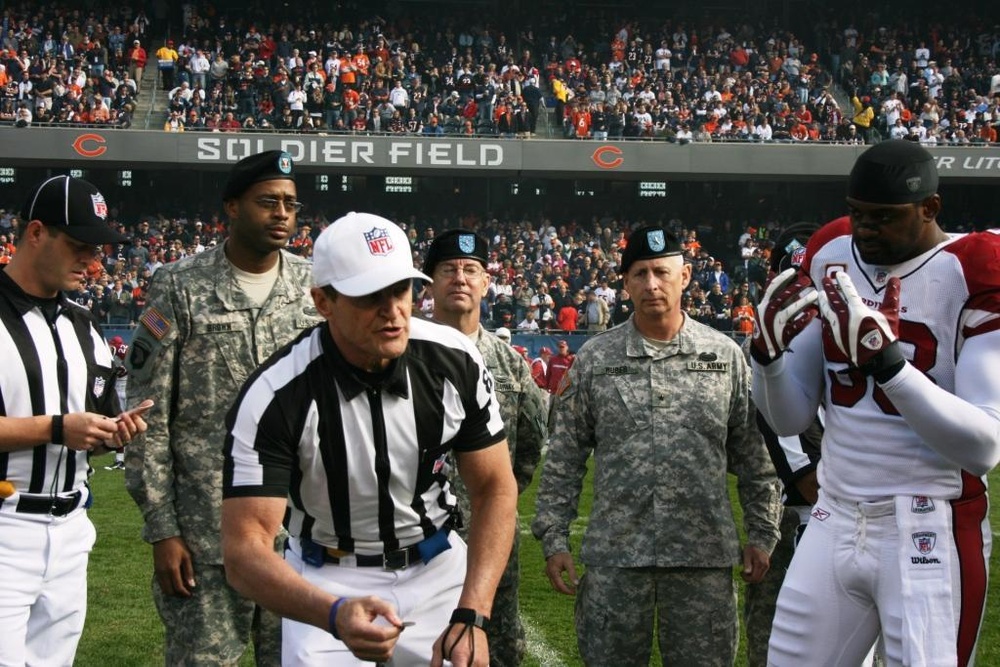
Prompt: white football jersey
<box><xmin>802</xmin><ymin>218</ymin><xmax>1000</xmax><ymax>501</ymax></box>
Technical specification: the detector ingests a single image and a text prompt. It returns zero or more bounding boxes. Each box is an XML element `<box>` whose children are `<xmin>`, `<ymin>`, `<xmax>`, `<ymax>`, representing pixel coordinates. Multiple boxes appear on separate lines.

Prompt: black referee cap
<box><xmin>620</xmin><ymin>226</ymin><xmax>683</xmax><ymax>274</ymax></box>
<box><xmin>21</xmin><ymin>175</ymin><xmax>127</xmax><ymax>244</ymax></box>
<box><xmin>848</xmin><ymin>140</ymin><xmax>939</xmax><ymax>205</ymax></box>
<box><xmin>223</xmin><ymin>150</ymin><xmax>295</xmax><ymax>200</ymax></box>
<box><xmin>423</xmin><ymin>230</ymin><xmax>489</xmax><ymax>276</ymax></box>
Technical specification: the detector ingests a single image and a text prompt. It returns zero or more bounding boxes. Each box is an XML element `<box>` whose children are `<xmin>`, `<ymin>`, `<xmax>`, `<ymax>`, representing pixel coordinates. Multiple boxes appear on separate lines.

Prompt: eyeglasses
<box><xmin>436</xmin><ymin>264</ymin><xmax>486</xmax><ymax>280</ymax></box>
<box><xmin>253</xmin><ymin>196</ymin><xmax>304</xmax><ymax>213</ymax></box>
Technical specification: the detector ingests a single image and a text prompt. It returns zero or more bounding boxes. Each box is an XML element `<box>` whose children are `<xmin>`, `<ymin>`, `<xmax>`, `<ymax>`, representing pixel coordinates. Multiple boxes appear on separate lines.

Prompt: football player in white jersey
<box><xmin>105</xmin><ymin>335</ymin><xmax>129</xmax><ymax>471</ymax></box>
<box><xmin>751</xmin><ymin>140</ymin><xmax>1000</xmax><ymax>666</ymax></box>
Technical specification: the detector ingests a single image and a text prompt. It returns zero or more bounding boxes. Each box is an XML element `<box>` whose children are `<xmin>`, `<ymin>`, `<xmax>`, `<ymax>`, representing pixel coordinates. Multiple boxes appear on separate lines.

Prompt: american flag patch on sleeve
<box><xmin>140</xmin><ymin>306</ymin><xmax>171</xmax><ymax>340</ymax></box>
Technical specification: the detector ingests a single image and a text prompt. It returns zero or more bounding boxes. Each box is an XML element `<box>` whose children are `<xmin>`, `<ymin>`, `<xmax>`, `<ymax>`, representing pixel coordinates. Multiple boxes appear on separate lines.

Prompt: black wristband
<box><xmin>449</xmin><ymin>607</ymin><xmax>489</xmax><ymax>633</ymax></box>
<box><xmin>860</xmin><ymin>340</ymin><xmax>906</xmax><ymax>382</ymax></box>
<box><xmin>749</xmin><ymin>342</ymin><xmax>778</xmax><ymax>366</ymax></box>
<box><xmin>328</xmin><ymin>598</ymin><xmax>347</xmax><ymax>640</ymax></box>
<box><xmin>51</xmin><ymin>414</ymin><xmax>64</xmax><ymax>445</ymax></box>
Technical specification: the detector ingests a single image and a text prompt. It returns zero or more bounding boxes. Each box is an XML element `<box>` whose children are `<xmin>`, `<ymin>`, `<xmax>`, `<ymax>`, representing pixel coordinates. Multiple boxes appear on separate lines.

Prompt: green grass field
<box><xmin>77</xmin><ymin>460</ymin><xmax>1000</xmax><ymax>666</ymax></box>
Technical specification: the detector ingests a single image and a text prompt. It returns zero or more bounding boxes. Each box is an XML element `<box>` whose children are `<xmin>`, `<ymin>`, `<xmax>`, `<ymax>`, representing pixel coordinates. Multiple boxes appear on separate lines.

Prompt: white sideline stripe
<box><xmin>523</xmin><ymin>614</ymin><xmax>568</xmax><ymax>667</ymax></box>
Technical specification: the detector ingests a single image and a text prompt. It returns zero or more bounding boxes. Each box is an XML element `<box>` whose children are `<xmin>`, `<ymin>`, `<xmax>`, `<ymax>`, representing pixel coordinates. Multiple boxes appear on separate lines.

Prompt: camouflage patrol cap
<box><xmin>223</xmin><ymin>150</ymin><xmax>295</xmax><ymax>200</ymax></box>
<box><xmin>423</xmin><ymin>229</ymin><xmax>489</xmax><ymax>276</ymax></box>
<box><xmin>620</xmin><ymin>226</ymin><xmax>683</xmax><ymax>274</ymax></box>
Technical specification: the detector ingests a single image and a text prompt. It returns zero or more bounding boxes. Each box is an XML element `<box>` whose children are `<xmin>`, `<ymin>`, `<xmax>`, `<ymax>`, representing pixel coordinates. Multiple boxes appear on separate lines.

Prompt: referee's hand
<box><xmin>432</xmin><ymin>622</ymin><xmax>488</xmax><ymax>667</ymax></box>
<box><xmin>62</xmin><ymin>412</ymin><xmax>120</xmax><ymax>451</ymax></box>
<box><xmin>338</xmin><ymin>597</ymin><xmax>403</xmax><ymax>663</ymax></box>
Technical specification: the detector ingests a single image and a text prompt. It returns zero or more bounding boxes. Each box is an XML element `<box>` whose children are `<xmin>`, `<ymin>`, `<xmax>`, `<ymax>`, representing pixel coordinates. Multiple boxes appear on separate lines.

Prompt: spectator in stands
<box><xmin>517</xmin><ymin>307</ymin><xmax>541</xmax><ymax>332</ymax></box>
<box><xmin>850</xmin><ymin>92</ymin><xmax>875</xmax><ymax>143</ymax></box>
<box><xmin>188</xmin><ymin>49</ymin><xmax>210</xmax><ymax>91</ymax></box>
<box><xmin>163</xmin><ymin>108</ymin><xmax>185</xmax><ymax>132</ymax></box>
<box><xmin>611</xmin><ymin>288</ymin><xmax>632</xmax><ymax>325</ymax></box>
<box><xmin>156</xmin><ymin>39</ymin><xmax>179</xmax><ymax>91</ymax></box>
<box><xmin>531</xmin><ymin>347</ymin><xmax>551</xmax><ymax>389</ymax></box>
<box><xmin>545</xmin><ymin>340</ymin><xmax>574</xmax><ymax>394</ymax></box>
<box><xmin>422</xmin><ymin>113</ymin><xmax>444</xmax><ymax>135</ymax></box>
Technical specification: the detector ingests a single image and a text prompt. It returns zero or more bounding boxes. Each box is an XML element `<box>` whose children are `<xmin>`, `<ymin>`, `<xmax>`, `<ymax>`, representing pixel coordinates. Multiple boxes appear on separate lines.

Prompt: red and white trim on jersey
<box><xmin>794</xmin><ymin>219</ymin><xmax>1000</xmax><ymax>501</ymax></box>
<box><xmin>952</xmin><ymin>472</ymin><xmax>990</xmax><ymax>666</ymax></box>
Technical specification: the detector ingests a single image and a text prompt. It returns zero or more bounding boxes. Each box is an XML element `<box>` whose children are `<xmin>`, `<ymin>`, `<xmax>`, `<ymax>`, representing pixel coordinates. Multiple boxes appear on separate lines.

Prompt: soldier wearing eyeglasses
<box><xmin>424</xmin><ymin>230</ymin><xmax>548</xmax><ymax>667</ymax></box>
<box><xmin>125</xmin><ymin>150</ymin><xmax>323</xmax><ymax>665</ymax></box>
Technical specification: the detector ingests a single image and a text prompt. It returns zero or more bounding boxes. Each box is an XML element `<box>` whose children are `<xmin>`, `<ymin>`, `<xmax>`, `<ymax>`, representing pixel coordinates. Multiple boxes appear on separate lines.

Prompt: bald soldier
<box><xmin>533</xmin><ymin>226</ymin><xmax>780</xmax><ymax>666</ymax></box>
<box><xmin>424</xmin><ymin>230</ymin><xmax>547</xmax><ymax>667</ymax></box>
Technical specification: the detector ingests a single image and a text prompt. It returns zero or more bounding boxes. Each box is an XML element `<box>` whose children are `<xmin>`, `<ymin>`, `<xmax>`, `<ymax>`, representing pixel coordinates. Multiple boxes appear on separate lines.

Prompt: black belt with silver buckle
<box><xmin>16</xmin><ymin>491</ymin><xmax>82</xmax><ymax>517</ymax></box>
<box><xmin>325</xmin><ymin>526</ymin><xmax>451</xmax><ymax>570</ymax></box>
<box><xmin>331</xmin><ymin>543</ymin><xmax>423</xmax><ymax>569</ymax></box>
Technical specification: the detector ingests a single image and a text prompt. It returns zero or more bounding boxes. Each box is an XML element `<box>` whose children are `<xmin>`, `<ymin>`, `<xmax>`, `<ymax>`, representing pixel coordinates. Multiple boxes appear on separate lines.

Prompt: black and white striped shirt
<box><xmin>0</xmin><ymin>270</ymin><xmax>119</xmax><ymax>503</ymax></box>
<box><xmin>223</xmin><ymin>317</ymin><xmax>505</xmax><ymax>554</ymax></box>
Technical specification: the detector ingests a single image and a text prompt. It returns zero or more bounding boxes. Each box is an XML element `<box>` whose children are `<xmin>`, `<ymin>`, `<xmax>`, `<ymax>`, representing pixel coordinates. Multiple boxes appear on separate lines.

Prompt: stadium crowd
<box><xmin>0</xmin><ymin>199</ymin><xmax>815</xmax><ymax>340</ymax></box>
<box><xmin>1</xmin><ymin>2</ymin><xmax>997</xmax><ymax>144</ymax></box>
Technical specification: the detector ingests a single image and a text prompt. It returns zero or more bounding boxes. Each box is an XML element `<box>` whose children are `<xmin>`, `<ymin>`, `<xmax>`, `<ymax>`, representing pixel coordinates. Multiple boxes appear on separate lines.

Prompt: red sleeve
<box><xmin>946</xmin><ymin>232</ymin><xmax>1000</xmax><ymax>338</ymax></box>
<box><xmin>801</xmin><ymin>215</ymin><xmax>850</xmax><ymax>275</ymax></box>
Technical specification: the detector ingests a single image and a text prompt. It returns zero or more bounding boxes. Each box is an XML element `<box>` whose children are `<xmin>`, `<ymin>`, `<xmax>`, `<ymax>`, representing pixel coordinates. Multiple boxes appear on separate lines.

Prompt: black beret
<box><xmin>222</xmin><ymin>150</ymin><xmax>295</xmax><ymax>200</ymax></box>
<box><xmin>848</xmin><ymin>140</ymin><xmax>939</xmax><ymax>205</ymax></box>
<box><xmin>424</xmin><ymin>230</ymin><xmax>489</xmax><ymax>276</ymax></box>
<box><xmin>620</xmin><ymin>226</ymin><xmax>683</xmax><ymax>274</ymax></box>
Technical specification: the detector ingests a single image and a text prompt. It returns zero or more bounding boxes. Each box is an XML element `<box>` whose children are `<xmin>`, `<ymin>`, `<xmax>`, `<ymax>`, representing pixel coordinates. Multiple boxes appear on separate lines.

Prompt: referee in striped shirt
<box><xmin>0</xmin><ymin>175</ymin><xmax>149</xmax><ymax>665</ymax></box>
<box><xmin>221</xmin><ymin>212</ymin><xmax>517</xmax><ymax>666</ymax></box>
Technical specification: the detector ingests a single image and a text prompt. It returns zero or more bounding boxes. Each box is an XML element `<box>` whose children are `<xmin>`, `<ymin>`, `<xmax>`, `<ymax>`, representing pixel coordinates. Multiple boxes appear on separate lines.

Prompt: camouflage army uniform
<box><xmin>744</xmin><ymin>502</ymin><xmax>801</xmax><ymax>666</ymax></box>
<box><xmin>532</xmin><ymin>316</ymin><xmax>780</xmax><ymax>667</ymax></box>
<box><xmin>451</xmin><ymin>326</ymin><xmax>547</xmax><ymax>667</ymax></box>
<box><xmin>125</xmin><ymin>244</ymin><xmax>321</xmax><ymax>666</ymax></box>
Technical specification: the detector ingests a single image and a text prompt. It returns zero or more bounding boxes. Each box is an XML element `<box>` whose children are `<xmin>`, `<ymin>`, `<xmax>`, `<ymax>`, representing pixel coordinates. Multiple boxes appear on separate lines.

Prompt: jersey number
<box><xmin>826</xmin><ymin>320</ymin><xmax>938</xmax><ymax>415</ymax></box>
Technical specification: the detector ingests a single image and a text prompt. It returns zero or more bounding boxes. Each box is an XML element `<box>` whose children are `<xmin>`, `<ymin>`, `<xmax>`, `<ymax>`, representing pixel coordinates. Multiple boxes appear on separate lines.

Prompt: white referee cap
<box><xmin>313</xmin><ymin>212</ymin><xmax>431</xmax><ymax>297</ymax></box>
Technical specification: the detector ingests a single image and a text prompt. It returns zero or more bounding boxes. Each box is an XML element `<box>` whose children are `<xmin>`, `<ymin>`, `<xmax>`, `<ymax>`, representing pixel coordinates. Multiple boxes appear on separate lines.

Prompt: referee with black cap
<box><xmin>533</xmin><ymin>226</ymin><xmax>779</xmax><ymax>666</ymax></box>
<box><xmin>753</xmin><ymin>140</ymin><xmax>1000</xmax><ymax>666</ymax></box>
<box><xmin>0</xmin><ymin>175</ymin><xmax>148</xmax><ymax>666</ymax></box>
<box><xmin>126</xmin><ymin>150</ymin><xmax>320</xmax><ymax>665</ymax></box>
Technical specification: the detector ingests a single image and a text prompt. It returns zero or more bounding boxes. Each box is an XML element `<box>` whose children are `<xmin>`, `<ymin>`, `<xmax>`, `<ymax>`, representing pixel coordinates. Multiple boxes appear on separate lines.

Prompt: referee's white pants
<box><xmin>282</xmin><ymin>531</ymin><xmax>467</xmax><ymax>666</ymax></box>
<box><xmin>0</xmin><ymin>509</ymin><xmax>96</xmax><ymax>667</ymax></box>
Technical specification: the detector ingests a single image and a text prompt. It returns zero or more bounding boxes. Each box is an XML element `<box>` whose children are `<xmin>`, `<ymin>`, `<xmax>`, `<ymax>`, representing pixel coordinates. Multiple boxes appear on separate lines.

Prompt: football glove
<box><xmin>817</xmin><ymin>271</ymin><xmax>905</xmax><ymax>381</ymax></box>
<box><xmin>750</xmin><ymin>268</ymin><xmax>819</xmax><ymax>365</ymax></box>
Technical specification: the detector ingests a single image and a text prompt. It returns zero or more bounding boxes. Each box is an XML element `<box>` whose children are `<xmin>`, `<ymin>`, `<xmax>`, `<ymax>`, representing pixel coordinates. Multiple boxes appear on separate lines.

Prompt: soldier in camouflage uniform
<box><xmin>425</xmin><ymin>229</ymin><xmax>547</xmax><ymax>667</ymax></box>
<box><xmin>532</xmin><ymin>226</ymin><xmax>780</xmax><ymax>667</ymax></box>
<box><xmin>125</xmin><ymin>151</ymin><xmax>322</xmax><ymax>666</ymax></box>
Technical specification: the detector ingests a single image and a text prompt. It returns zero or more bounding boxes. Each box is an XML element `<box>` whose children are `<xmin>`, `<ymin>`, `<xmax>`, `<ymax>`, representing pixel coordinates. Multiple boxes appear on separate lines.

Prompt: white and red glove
<box><xmin>751</xmin><ymin>268</ymin><xmax>819</xmax><ymax>365</ymax></box>
<box><xmin>817</xmin><ymin>271</ymin><xmax>905</xmax><ymax>381</ymax></box>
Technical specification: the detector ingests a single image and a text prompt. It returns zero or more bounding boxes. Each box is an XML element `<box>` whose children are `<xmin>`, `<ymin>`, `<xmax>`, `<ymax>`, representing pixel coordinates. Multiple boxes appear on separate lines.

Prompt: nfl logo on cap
<box><xmin>790</xmin><ymin>245</ymin><xmax>807</xmax><ymax>267</ymax></box>
<box><xmin>91</xmin><ymin>193</ymin><xmax>108</xmax><ymax>219</ymax></box>
<box><xmin>647</xmin><ymin>229</ymin><xmax>665</xmax><ymax>252</ymax></box>
<box><xmin>458</xmin><ymin>234</ymin><xmax>476</xmax><ymax>254</ymax></box>
<box><xmin>364</xmin><ymin>227</ymin><xmax>394</xmax><ymax>255</ymax></box>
